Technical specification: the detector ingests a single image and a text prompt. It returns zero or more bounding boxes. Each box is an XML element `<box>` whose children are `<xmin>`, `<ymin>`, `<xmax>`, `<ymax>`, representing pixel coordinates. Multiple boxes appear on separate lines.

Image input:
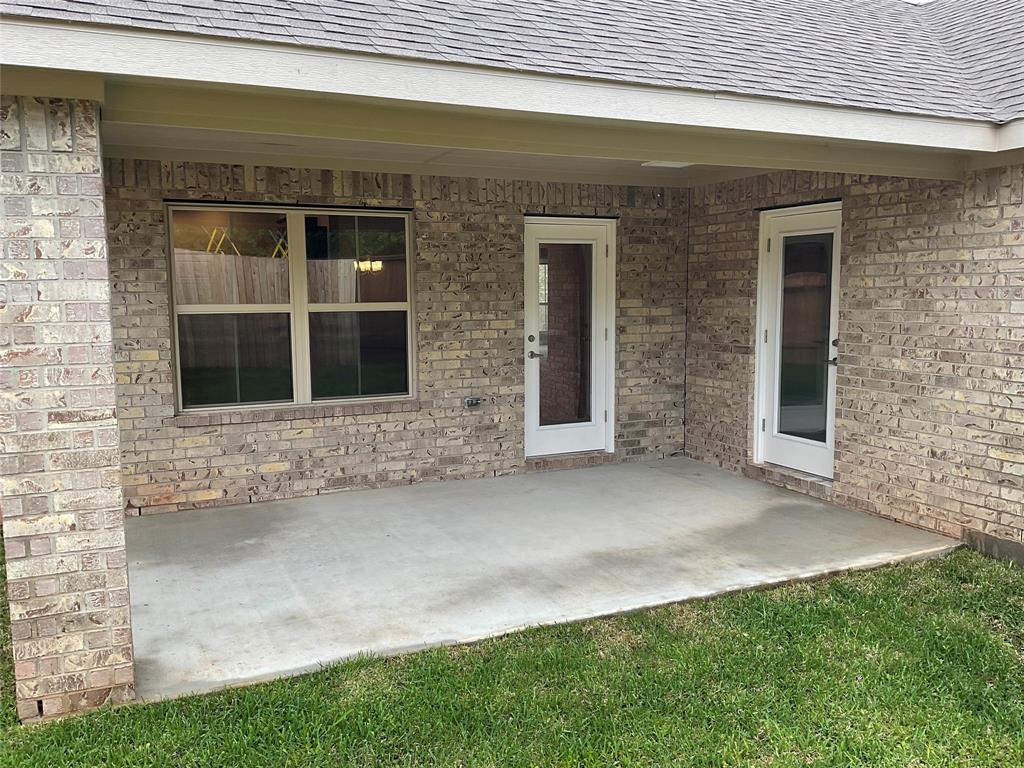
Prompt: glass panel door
<box><xmin>757</xmin><ymin>203</ymin><xmax>841</xmax><ymax>479</ymax></box>
<box><xmin>524</xmin><ymin>219</ymin><xmax>613</xmax><ymax>458</ymax></box>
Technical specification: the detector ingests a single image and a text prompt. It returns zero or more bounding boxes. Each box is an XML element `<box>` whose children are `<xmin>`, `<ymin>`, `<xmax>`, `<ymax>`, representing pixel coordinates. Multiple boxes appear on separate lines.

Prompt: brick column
<box><xmin>1</xmin><ymin>96</ymin><xmax>134</xmax><ymax>720</ymax></box>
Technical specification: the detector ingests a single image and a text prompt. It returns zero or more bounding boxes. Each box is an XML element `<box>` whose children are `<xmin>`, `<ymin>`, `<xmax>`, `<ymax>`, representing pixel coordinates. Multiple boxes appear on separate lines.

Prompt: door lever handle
<box><xmin>826</xmin><ymin>358</ymin><xmax>838</xmax><ymax>366</ymax></box>
<box><xmin>528</xmin><ymin>351</ymin><xmax>545</xmax><ymax>359</ymax></box>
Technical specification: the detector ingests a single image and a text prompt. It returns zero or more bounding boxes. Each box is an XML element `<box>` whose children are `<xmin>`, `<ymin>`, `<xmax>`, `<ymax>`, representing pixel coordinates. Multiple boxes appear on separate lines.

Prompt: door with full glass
<box><xmin>757</xmin><ymin>204</ymin><xmax>841</xmax><ymax>478</ymax></box>
<box><xmin>524</xmin><ymin>218</ymin><xmax>614</xmax><ymax>457</ymax></box>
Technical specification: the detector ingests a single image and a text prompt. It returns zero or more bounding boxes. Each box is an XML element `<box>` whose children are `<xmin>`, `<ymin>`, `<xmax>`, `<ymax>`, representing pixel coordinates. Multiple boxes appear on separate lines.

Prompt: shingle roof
<box><xmin>924</xmin><ymin>0</ymin><xmax>1024</xmax><ymax>121</ymax></box>
<box><xmin>3</xmin><ymin>0</ymin><xmax>1022</xmax><ymax>122</ymax></box>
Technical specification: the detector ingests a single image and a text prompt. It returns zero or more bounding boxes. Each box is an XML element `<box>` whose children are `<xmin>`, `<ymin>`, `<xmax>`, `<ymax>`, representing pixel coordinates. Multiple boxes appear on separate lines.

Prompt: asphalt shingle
<box><xmin>1</xmin><ymin>0</ymin><xmax>1021</xmax><ymax>121</ymax></box>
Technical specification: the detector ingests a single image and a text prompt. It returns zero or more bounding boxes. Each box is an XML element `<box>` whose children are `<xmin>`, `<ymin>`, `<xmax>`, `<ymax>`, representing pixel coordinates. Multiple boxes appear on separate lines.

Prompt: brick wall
<box><xmin>0</xmin><ymin>97</ymin><xmax>134</xmax><ymax>720</ymax></box>
<box><xmin>105</xmin><ymin>161</ymin><xmax>688</xmax><ymax>514</ymax></box>
<box><xmin>687</xmin><ymin>167</ymin><xmax>1024</xmax><ymax>543</ymax></box>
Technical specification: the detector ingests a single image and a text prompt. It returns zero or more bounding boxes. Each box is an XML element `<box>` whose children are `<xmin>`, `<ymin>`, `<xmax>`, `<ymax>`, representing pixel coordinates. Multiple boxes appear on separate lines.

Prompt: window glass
<box><xmin>537</xmin><ymin>244</ymin><xmax>592</xmax><ymax>426</ymax></box>
<box><xmin>305</xmin><ymin>215</ymin><xmax>357</xmax><ymax>304</ymax></box>
<box><xmin>171</xmin><ymin>207</ymin><xmax>412</xmax><ymax>410</ymax></box>
<box><xmin>778</xmin><ymin>233</ymin><xmax>833</xmax><ymax>442</ymax></box>
<box><xmin>305</xmin><ymin>215</ymin><xmax>406</xmax><ymax>303</ymax></box>
<box><xmin>309</xmin><ymin>311</ymin><xmax>408</xmax><ymax>399</ymax></box>
<box><xmin>356</xmin><ymin>217</ymin><xmax>407</xmax><ymax>302</ymax></box>
<box><xmin>177</xmin><ymin>313</ymin><xmax>293</xmax><ymax>407</ymax></box>
<box><xmin>172</xmin><ymin>210</ymin><xmax>289</xmax><ymax>305</ymax></box>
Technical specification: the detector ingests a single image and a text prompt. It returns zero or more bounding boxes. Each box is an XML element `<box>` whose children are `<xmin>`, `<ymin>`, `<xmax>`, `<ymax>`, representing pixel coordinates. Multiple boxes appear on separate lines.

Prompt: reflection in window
<box><xmin>172</xmin><ymin>210</ymin><xmax>289</xmax><ymax>305</ymax></box>
<box><xmin>309</xmin><ymin>311</ymin><xmax>408</xmax><ymax>399</ymax></box>
<box><xmin>305</xmin><ymin>215</ymin><xmax>407</xmax><ymax>304</ymax></box>
<box><xmin>170</xmin><ymin>207</ymin><xmax>411</xmax><ymax>410</ymax></box>
<box><xmin>778</xmin><ymin>233</ymin><xmax>833</xmax><ymax>442</ymax></box>
<box><xmin>538</xmin><ymin>244</ymin><xmax>592</xmax><ymax>427</ymax></box>
<box><xmin>537</xmin><ymin>262</ymin><xmax>549</xmax><ymax>353</ymax></box>
<box><xmin>177</xmin><ymin>313</ymin><xmax>293</xmax><ymax>407</ymax></box>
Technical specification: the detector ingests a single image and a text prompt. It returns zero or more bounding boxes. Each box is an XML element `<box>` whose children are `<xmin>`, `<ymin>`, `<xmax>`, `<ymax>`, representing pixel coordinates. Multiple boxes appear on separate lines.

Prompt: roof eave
<box><xmin>0</xmin><ymin>15</ymin><xmax>1015</xmax><ymax>157</ymax></box>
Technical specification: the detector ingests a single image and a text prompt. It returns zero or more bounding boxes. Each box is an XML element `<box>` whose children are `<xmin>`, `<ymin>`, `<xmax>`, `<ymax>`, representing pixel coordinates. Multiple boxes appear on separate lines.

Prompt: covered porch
<box><xmin>127</xmin><ymin>457</ymin><xmax>955</xmax><ymax>701</ymax></box>
<box><xmin>2</xmin><ymin>4</ymin><xmax>1020</xmax><ymax>726</ymax></box>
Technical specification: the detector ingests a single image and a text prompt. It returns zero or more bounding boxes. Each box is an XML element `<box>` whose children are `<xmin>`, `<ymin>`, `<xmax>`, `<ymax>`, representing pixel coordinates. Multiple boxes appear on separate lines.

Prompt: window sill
<box><xmin>171</xmin><ymin>398</ymin><xmax>421</xmax><ymax>427</ymax></box>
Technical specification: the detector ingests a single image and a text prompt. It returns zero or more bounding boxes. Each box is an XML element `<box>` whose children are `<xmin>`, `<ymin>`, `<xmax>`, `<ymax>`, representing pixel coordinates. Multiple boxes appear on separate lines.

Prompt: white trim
<box><xmin>523</xmin><ymin>216</ymin><xmax>616</xmax><ymax>457</ymax></box>
<box><xmin>309</xmin><ymin>302</ymin><xmax>410</xmax><ymax>313</ymax></box>
<box><xmin>754</xmin><ymin>202</ymin><xmax>842</xmax><ymax>479</ymax></box>
<box><xmin>287</xmin><ymin>211</ymin><xmax>312</xmax><ymax>404</ymax></box>
<box><xmin>167</xmin><ymin>203</ymin><xmax>414</xmax><ymax>412</ymax></box>
<box><xmin>604</xmin><ymin>226</ymin><xmax>617</xmax><ymax>454</ymax></box>
<box><xmin>995</xmin><ymin>119</ymin><xmax>1024</xmax><ymax>152</ymax></box>
<box><xmin>0</xmin><ymin>18</ymin><xmax>1013</xmax><ymax>153</ymax></box>
<box><xmin>174</xmin><ymin>304</ymin><xmax>293</xmax><ymax>314</ymax></box>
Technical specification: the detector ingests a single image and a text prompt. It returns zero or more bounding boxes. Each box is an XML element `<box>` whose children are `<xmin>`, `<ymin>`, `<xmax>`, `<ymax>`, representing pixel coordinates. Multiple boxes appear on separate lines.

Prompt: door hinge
<box><xmin>764</xmin><ymin>329</ymin><xmax>768</xmax><ymax>343</ymax></box>
<box><xmin>604</xmin><ymin>327</ymin><xmax>608</xmax><ymax>340</ymax></box>
<box><xmin>761</xmin><ymin>418</ymin><xmax>766</xmax><ymax>432</ymax></box>
<box><xmin>605</xmin><ymin>243</ymin><xmax>609</xmax><ymax>258</ymax></box>
<box><xmin>767</xmin><ymin>238</ymin><xmax>771</xmax><ymax>252</ymax></box>
<box><xmin>604</xmin><ymin>410</ymin><xmax>608</xmax><ymax>422</ymax></box>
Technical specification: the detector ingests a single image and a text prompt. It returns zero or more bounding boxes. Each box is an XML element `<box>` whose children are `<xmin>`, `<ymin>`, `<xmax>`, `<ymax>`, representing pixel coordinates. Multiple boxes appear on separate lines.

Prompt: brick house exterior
<box><xmin>687</xmin><ymin>167</ymin><xmax>1024</xmax><ymax>541</ymax></box>
<box><xmin>105</xmin><ymin>159</ymin><xmax>689</xmax><ymax>514</ymax></box>
<box><xmin>1</xmin><ymin>97</ymin><xmax>134</xmax><ymax>720</ymax></box>
<box><xmin>3</xmin><ymin>92</ymin><xmax>1023</xmax><ymax>722</ymax></box>
<box><xmin>104</xmin><ymin>160</ymin><xmax>1024</xmax><ymax>543</ymax></box>
<box><xmin>2</xmin><ymin>0</ymin><xmax>1023</xmax><ymax>724</ymax></box>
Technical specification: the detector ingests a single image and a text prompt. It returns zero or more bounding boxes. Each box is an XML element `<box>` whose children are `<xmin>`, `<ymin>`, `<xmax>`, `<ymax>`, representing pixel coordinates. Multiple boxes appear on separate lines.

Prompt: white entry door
<box><xmin>524</xmin><ymin>217</ymin><xmax>615</xmax><ymax>458</ymax></box>
<box><xmin>756</xmin><ymin>203</ymin><xmax>841</xmax><ymax>479</ymax></box>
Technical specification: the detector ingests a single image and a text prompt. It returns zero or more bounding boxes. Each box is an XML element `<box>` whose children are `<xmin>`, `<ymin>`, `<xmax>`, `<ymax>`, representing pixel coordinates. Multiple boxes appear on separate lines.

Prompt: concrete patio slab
<box><xmin>126</xmin><ymin>457</ymin><xmax>957</xmax><ymax>701</ymax></box>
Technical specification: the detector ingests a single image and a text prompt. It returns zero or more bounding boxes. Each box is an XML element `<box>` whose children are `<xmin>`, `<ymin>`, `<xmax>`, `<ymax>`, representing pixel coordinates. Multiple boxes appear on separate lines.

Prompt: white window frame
<box><xmin>168</xmin><ymin>203</ymin><xmax>415</xmax><ymax>413</ymax></box>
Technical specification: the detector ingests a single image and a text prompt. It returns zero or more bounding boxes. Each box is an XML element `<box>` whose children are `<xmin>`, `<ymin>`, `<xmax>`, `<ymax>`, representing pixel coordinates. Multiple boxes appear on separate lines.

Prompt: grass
<box><xmin>1</xmin><ymin>550</ymin><xmax>1022</xmax><ymax>767</ymax></box>
<box><xmin>0</xmin><ymin>528</ymin><xmax>17</xmax><ymax>732</ymax></box>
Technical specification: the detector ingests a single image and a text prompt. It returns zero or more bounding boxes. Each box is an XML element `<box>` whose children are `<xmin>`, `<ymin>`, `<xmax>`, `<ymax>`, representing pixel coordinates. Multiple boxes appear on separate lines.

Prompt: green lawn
<box><xmin>1</xmin><ymin>549</ymin><xmax>1022</xmax><ymax>767</ymax></box>
<box><xmin>0</xmin><ymin>533</ymin><xmax>15</xmax><ymax>734</ymax></box>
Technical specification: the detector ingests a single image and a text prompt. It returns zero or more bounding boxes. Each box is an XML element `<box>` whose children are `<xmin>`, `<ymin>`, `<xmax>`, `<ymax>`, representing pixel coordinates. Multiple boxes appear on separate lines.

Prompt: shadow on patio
<box><xmin>126</xmin><ymin>457</ymin><xmax>956</xmax><ymax>701</ymax></box>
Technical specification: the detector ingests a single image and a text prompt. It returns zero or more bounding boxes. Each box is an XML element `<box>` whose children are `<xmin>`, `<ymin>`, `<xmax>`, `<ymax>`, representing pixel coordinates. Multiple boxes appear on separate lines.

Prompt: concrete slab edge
<box><xmin>136</xmin><ymin>540</ymin><xmax>960</xmax><ymax>704</ymax></box>
<box><xmin>963</xmin><ymin>530</ymin><xmax>1024</xmax><ymax>567</ymax></box>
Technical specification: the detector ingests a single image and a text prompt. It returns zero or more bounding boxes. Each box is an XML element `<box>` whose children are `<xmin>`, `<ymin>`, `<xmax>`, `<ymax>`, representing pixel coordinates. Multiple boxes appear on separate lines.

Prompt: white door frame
<box><xmin>754</xmin><ymin>201</ymin><xmax>841</xmax><ymax>479</ymax></box>
<box><xmin>524</xmin><ymin>216</ymin><xmax>616</xmax><ymax>458</ymax></box>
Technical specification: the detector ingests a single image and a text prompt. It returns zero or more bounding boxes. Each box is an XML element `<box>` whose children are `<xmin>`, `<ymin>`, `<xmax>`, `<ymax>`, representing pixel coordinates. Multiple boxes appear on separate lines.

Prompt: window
<box><xmin>170</xmin><ymin>206</ymin><xmax>412</xmax><ymax>410</ymax></box>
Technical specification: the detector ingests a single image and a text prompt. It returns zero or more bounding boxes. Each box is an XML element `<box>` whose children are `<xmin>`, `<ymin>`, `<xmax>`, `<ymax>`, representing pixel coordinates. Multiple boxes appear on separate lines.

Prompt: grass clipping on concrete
<box><xmin>1</xmin><ymin>550</ymin><xmax>1022</xmax><ymax>767</ymax></box>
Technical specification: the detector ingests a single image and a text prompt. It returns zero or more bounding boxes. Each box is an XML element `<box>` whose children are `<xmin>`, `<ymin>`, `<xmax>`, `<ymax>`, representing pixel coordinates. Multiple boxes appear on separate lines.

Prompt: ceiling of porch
<box><xmin>102</xmin><ymin>122</ymin><xmax>763</xmax><ymax>187</ymax></box>
<box><xmin>94</xmin><ymin>79</ymin><xmax>977</xmax><ymax>186</ymax></box>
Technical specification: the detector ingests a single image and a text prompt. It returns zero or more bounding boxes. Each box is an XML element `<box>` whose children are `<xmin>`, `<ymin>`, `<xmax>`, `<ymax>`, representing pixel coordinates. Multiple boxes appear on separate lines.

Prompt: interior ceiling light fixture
<box><xmin>355</xmin><ymin>260</ymin><xmax>384</xmax><ymax>273</ymax></box>
<box><xmin>641</xmin><ymin>161</ymin><xmax>694</xmax><ymax>168</ymax></box>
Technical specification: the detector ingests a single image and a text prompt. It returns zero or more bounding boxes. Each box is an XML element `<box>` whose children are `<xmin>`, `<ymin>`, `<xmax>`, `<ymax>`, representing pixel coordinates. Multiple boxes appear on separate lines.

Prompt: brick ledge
<box><xmin>744</xmin><ymin>462</ymin><xmax>834</xmax><ymax>501</ymax></box>
<box><xmin>171</xmin><ymin>399</ymin><xmax>422</xmax><ymax>427</ymax></box>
